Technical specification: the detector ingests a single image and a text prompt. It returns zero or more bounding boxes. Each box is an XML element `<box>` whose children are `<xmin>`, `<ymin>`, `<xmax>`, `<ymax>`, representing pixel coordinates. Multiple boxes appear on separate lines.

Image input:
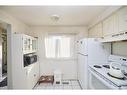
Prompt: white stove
<box><xmin>88</xmin><ymin>55</ymin><xmax>127</xmax><ymax>89</ymax></box>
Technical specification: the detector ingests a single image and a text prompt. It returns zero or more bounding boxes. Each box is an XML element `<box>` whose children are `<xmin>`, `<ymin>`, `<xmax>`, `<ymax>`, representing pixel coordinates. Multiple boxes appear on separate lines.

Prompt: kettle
<box><xmin>109</xmin><ymin>62</ymin><xmax>124</xmax><ymax>78</ymax></box>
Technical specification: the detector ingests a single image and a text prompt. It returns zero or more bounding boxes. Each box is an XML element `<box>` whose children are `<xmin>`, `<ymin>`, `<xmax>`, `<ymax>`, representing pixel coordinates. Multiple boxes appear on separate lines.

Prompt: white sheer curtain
<box><xmin>45</xmin><ymin>37</ymin><xmax>56</xmax><ymax>58</ymax></box>
<box><xmin>45</xmin><ymin>34</ymin><xmax>75</xmax><ymax>59</ymax></box>
<box><xmin>58</xmin><ymin>37</ymin><xmax>71</xmax><ymax>58</ymax></box>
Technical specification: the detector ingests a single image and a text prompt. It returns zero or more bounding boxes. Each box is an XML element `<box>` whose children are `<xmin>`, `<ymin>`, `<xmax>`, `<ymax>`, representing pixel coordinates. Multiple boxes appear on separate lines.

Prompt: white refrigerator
<box><xmin>77</xmin><ymin>38</ymin><xmax>111</xmax><ymax>89</ymax></box>
<box><xmin>0</xmin><ymin>37</ymin><xmax>2</xmax><ymax>82</ymax></box>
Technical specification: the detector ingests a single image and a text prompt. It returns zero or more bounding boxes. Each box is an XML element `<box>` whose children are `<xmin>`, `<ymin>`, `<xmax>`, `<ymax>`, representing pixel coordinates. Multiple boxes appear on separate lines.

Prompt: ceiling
<box><xmin>0</xmin><ymin>6</ymin><xmax>110</xmax><ymax>26</ymax></box>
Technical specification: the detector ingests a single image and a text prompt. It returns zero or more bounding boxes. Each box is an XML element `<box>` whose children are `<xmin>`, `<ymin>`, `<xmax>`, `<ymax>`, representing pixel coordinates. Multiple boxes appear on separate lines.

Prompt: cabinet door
<box><xmin>32</xmin><ymin>38</ymin><xmax>37</xmax><ymax>52</ymax></box>
<box><xmin>27</xmin><ymin>64</ymin><xmax>39</xmax><ymax>89</ymax></box>
<box><xmin>33</xmin><ymin>63</ymin><xmax>39</xmax><ymax>85</ymax></box>
<box><xmin>23</xmin><ymin>35</ymin><xmax>32</xmax><ymax>54</ymax></box>
<box><xmin>103</xmin><ymin>14</ymin><xmax>114</xmax><ymax>36</ymax></box>
<box><xmin>95</xmin><ymin>23</ymin><xmax>103</xmax><ymax>37</ymax></box>
<box><xmin>89</xmin><ymin>23</ymin><xmax>102</xmax><ymax>38</ymax></box>
<box><xmin>114</xmin><ymin>12</ymin><xmax>119</xmax><ymax>34</ymax></box>
<box><xmin>88</xmin><ymin>27</ymin><xmax>94</xmax><ymax>38</ymax></box>
<box><xmin>103</xmin><ymin>12</ymin><xmax>119</xmax><ymax>38</ymax></box>
<box><xmin>118</xmin><ymin>7</ymin><xmax>127</xmax><ymax>32</ymax></box>
<box><xmin>23</xmin><ymin>36</ymin><xmax>28</xmax><ymax>52</ymax></box>
<box><xmin>27</xmin><ymin>68</ymin><xmax>35</xmax><ymax>89</ymax></box>
<box><xmin>23</xmin><ymin>35</ymin><xmax>37</xmax><ymax>54</ymax></box>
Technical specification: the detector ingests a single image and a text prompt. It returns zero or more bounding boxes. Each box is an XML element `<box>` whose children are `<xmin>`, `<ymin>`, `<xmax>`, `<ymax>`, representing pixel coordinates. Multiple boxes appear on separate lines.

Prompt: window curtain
<box><xmin>45</xmin><ymin>33</ymin><xmax>76</xmax><ymax>59</ymax></box>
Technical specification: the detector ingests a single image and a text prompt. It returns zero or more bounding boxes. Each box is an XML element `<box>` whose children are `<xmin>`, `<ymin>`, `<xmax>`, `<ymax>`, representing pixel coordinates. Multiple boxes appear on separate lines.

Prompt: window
<box><xmin>45</xmin><ymin>34</ymin><xmax>74</xmax><ymax>59</ymax></box>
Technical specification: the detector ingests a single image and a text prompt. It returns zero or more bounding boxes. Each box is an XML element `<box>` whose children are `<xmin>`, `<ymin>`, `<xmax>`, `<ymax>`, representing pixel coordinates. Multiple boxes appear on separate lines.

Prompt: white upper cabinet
<box><xmin>32</xmin><ymin>37</ymin><xmax>38</xmax><ymax>52</ymax></box>
<box><xmin>88</xmin><ymin>22</ymin><xmax>103</xmax><ymax>38</ymax></box>
<box><xmin>96</xmin><ymin>23</ymin><xmax>103</xmax><ymax>37</ymax></box>
<box><xmin>117</xmin><ymin>7</ymin><xmax>127</xmax><ymax>32</ymax></box>
<box><xmin>103</xmin><ymin>14</ymin><xmax>114</xmax><ymax>36</ymax></box>
<box><xmin>89</xmin><ymin>7</ymin><xmax>127</xmax><ymax>42</ymax></box>
<box><xmin>22</xmin><ymin>34</ymin><xmax>38</xmax><ymax>54</ymax></box>
<box><xmin>103</xmin><ymin>13</ymin><xmax>119</xmax><ymax>37</ymax></box>
<box><xmin>88</xmin><ymin>27</ymin><xmax>94</xmax><ymax>37</ymax></box>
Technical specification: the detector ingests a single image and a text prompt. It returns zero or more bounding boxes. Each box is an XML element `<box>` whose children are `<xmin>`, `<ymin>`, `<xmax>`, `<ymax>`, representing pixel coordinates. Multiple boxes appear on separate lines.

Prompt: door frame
<box><xmin>0</xmin><ymin>20</ymin><xmax>12</xmax><ymax>89</ymax></box>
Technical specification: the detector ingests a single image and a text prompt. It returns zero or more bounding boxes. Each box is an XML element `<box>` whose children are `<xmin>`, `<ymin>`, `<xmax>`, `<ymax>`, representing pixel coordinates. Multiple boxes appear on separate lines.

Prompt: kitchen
<box><xmin>0</xmin><ymin>6</ymin><xmax>127</xmax><ymax>90</ymax></box>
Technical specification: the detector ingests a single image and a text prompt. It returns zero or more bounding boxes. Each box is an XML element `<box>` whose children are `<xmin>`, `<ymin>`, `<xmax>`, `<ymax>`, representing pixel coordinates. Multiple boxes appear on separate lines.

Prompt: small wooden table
<box><xmin>38</xmin><ymin>75</ymin><xmax>54</xmax><ymax>84</ymax></box>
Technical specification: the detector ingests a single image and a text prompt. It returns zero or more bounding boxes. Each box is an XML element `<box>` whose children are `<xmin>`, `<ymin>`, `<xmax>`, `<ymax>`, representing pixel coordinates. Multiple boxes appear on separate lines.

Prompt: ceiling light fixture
<box><xmin>51</xmin><ymin>14</ymin><xmax>60</xmax><ymax>22</ymax></box>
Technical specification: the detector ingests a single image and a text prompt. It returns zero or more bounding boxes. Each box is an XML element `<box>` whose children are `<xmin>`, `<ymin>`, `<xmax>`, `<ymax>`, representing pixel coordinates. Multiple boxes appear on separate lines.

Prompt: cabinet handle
<box><xmin>112</xmin><ymin>32</ymin><xmax>126</xmax><ymax>37</ymax></box>
<box><xmin>119</xmin><ymin>33</ymin><xmax>124</xmax><ymax>35</ymax></box>
<box><xmin>112</xmin><ymin>34</ymin><xmax>119</xmax><ymax>37</ymax></box>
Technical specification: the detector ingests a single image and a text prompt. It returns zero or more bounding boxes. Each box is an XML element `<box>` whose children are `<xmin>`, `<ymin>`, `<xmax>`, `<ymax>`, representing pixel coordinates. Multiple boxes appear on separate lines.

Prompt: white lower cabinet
<box><xmin>26</xmin><ymin>63</ymin><xmax>39</xmax><ymax>89</ymax></box>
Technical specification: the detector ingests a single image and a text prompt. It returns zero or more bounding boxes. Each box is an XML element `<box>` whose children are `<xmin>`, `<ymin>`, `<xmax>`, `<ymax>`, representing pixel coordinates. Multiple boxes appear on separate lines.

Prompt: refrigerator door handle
<box><xmin>77</xmin><ymin>53</ymin><xmax>88</xmax><ymax>56</ymax></box>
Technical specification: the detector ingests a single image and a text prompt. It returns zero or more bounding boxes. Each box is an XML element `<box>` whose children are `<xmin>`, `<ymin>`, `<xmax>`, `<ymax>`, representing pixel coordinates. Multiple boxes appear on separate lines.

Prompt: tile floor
<box><xmin>34</xmin><ymin>80</ymin><xmax>82</xmax><ymax>90</ymax></box>
<box><xmin>0</xmin><ymin>80</ymin><xmax>81</xmax><ymax>90</ymax></box>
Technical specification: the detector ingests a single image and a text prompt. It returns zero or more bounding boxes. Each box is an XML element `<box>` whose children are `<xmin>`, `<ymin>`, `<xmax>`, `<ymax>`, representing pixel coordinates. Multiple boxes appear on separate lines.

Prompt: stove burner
<box><xmin>107</xmin><ymin>73</ymin><xmax>126</xmax><ymax>80</ymax></box>
<box><xmin>94</xmin><ymin>65</ymin><xmax>102</xmax><ymax>68</ymax></box>
<box><xmin>103</xmin><ymin>65</ymin><xmax>110</xmax><ymax>69</ymax></box>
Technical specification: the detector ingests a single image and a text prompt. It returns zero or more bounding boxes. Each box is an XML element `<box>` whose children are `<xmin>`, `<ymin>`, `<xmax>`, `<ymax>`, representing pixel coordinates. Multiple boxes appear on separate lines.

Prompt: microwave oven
<box><xmin>24</xmin><ymin>53</ymin><xmax>37</xmax><ymax>67</ymax></box>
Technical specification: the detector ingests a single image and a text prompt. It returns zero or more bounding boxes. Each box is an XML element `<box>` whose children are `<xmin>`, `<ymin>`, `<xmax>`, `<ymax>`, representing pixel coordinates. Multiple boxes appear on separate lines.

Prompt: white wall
<box><xmin>0</xmin><ymin>9</ymin><xmax>31</xmax><ymax>89</ymax></box>
<box><xmin>30</xmin><ymin>26</ymin><xmax>88</xmax><ymax>80</ymax></box>
<box><xmin>0</xmin><ymin>9</ymin><xmax>30</xmax><ymax>34</ymax></box>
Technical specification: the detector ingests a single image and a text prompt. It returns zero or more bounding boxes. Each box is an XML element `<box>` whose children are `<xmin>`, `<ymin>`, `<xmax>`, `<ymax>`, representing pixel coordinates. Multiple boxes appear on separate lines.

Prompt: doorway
<box><xmin>0</xmin><ymin>21</ymin><xmax>11</xmax><ymax>89</ymax></box>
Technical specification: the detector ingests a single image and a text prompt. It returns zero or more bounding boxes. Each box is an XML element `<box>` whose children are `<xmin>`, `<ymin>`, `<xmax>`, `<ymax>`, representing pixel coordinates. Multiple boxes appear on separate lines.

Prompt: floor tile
<box><xmin>72</xmin><ymin>85</ymin><xmax>81</xmax><ymax>90</ymax></box>
<box><xmin>35</xmin><ymin>85</ymin><xmax>46</xmax><ymax>89</ymax></box>
<box><xmin>62</xmin><ymin>80</ymin><xmax>72</xmax><ymax>86</ymax></box>
<box><xmin>71</xmin><ymin>81</ymin><xmax>79</xmax><ymax>86</ymax></box>
<box><xmin>39</xmin><ymin>83</ymin><xmax>53</xmax><ymax>87</ymax></box>
<box><xmin>54</xmin><ymin>85</ymin><xmax>63</xmax><ymax>89</ymax></box>
<box><xmin>53</xmin><ymin>84</ymin><xmax>63</xmax><ymax>86</ymax></box>
<box><xmin>63</xmin><ymin>85</ymin><xmax>72</xmax><ymax>89</ymax></box>
<box><xmin>46</xmin><ymin>86</ymin><xmax>54</xmax><ymax>89</ymax></box>
<box><xmin>34</xmin><ymin>80</ymin><xmax>81</xmax><ymax>90</ymax></box>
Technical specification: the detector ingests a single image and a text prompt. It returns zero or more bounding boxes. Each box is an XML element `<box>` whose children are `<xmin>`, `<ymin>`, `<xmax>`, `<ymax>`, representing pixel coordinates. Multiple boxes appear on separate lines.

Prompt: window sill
<box><xmin>45</xmin><ymin>58</ymin><xmax>77</xmax><ymax>61</ymax></box>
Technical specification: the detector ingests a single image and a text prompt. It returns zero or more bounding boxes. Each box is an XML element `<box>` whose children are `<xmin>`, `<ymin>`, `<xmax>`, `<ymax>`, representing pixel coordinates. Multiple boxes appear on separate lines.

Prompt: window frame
<box><xmin>44</xmin><ymin>34</ymin><xmax>75</xmax><ymax>60</ymax></box>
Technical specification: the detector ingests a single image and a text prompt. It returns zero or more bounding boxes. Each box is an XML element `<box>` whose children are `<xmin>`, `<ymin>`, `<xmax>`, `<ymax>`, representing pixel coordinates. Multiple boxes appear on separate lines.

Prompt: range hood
<box><xmin>100</xmin><ymin>32</ymin><xmax>127</xmax><ymax>42</ymax></box>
